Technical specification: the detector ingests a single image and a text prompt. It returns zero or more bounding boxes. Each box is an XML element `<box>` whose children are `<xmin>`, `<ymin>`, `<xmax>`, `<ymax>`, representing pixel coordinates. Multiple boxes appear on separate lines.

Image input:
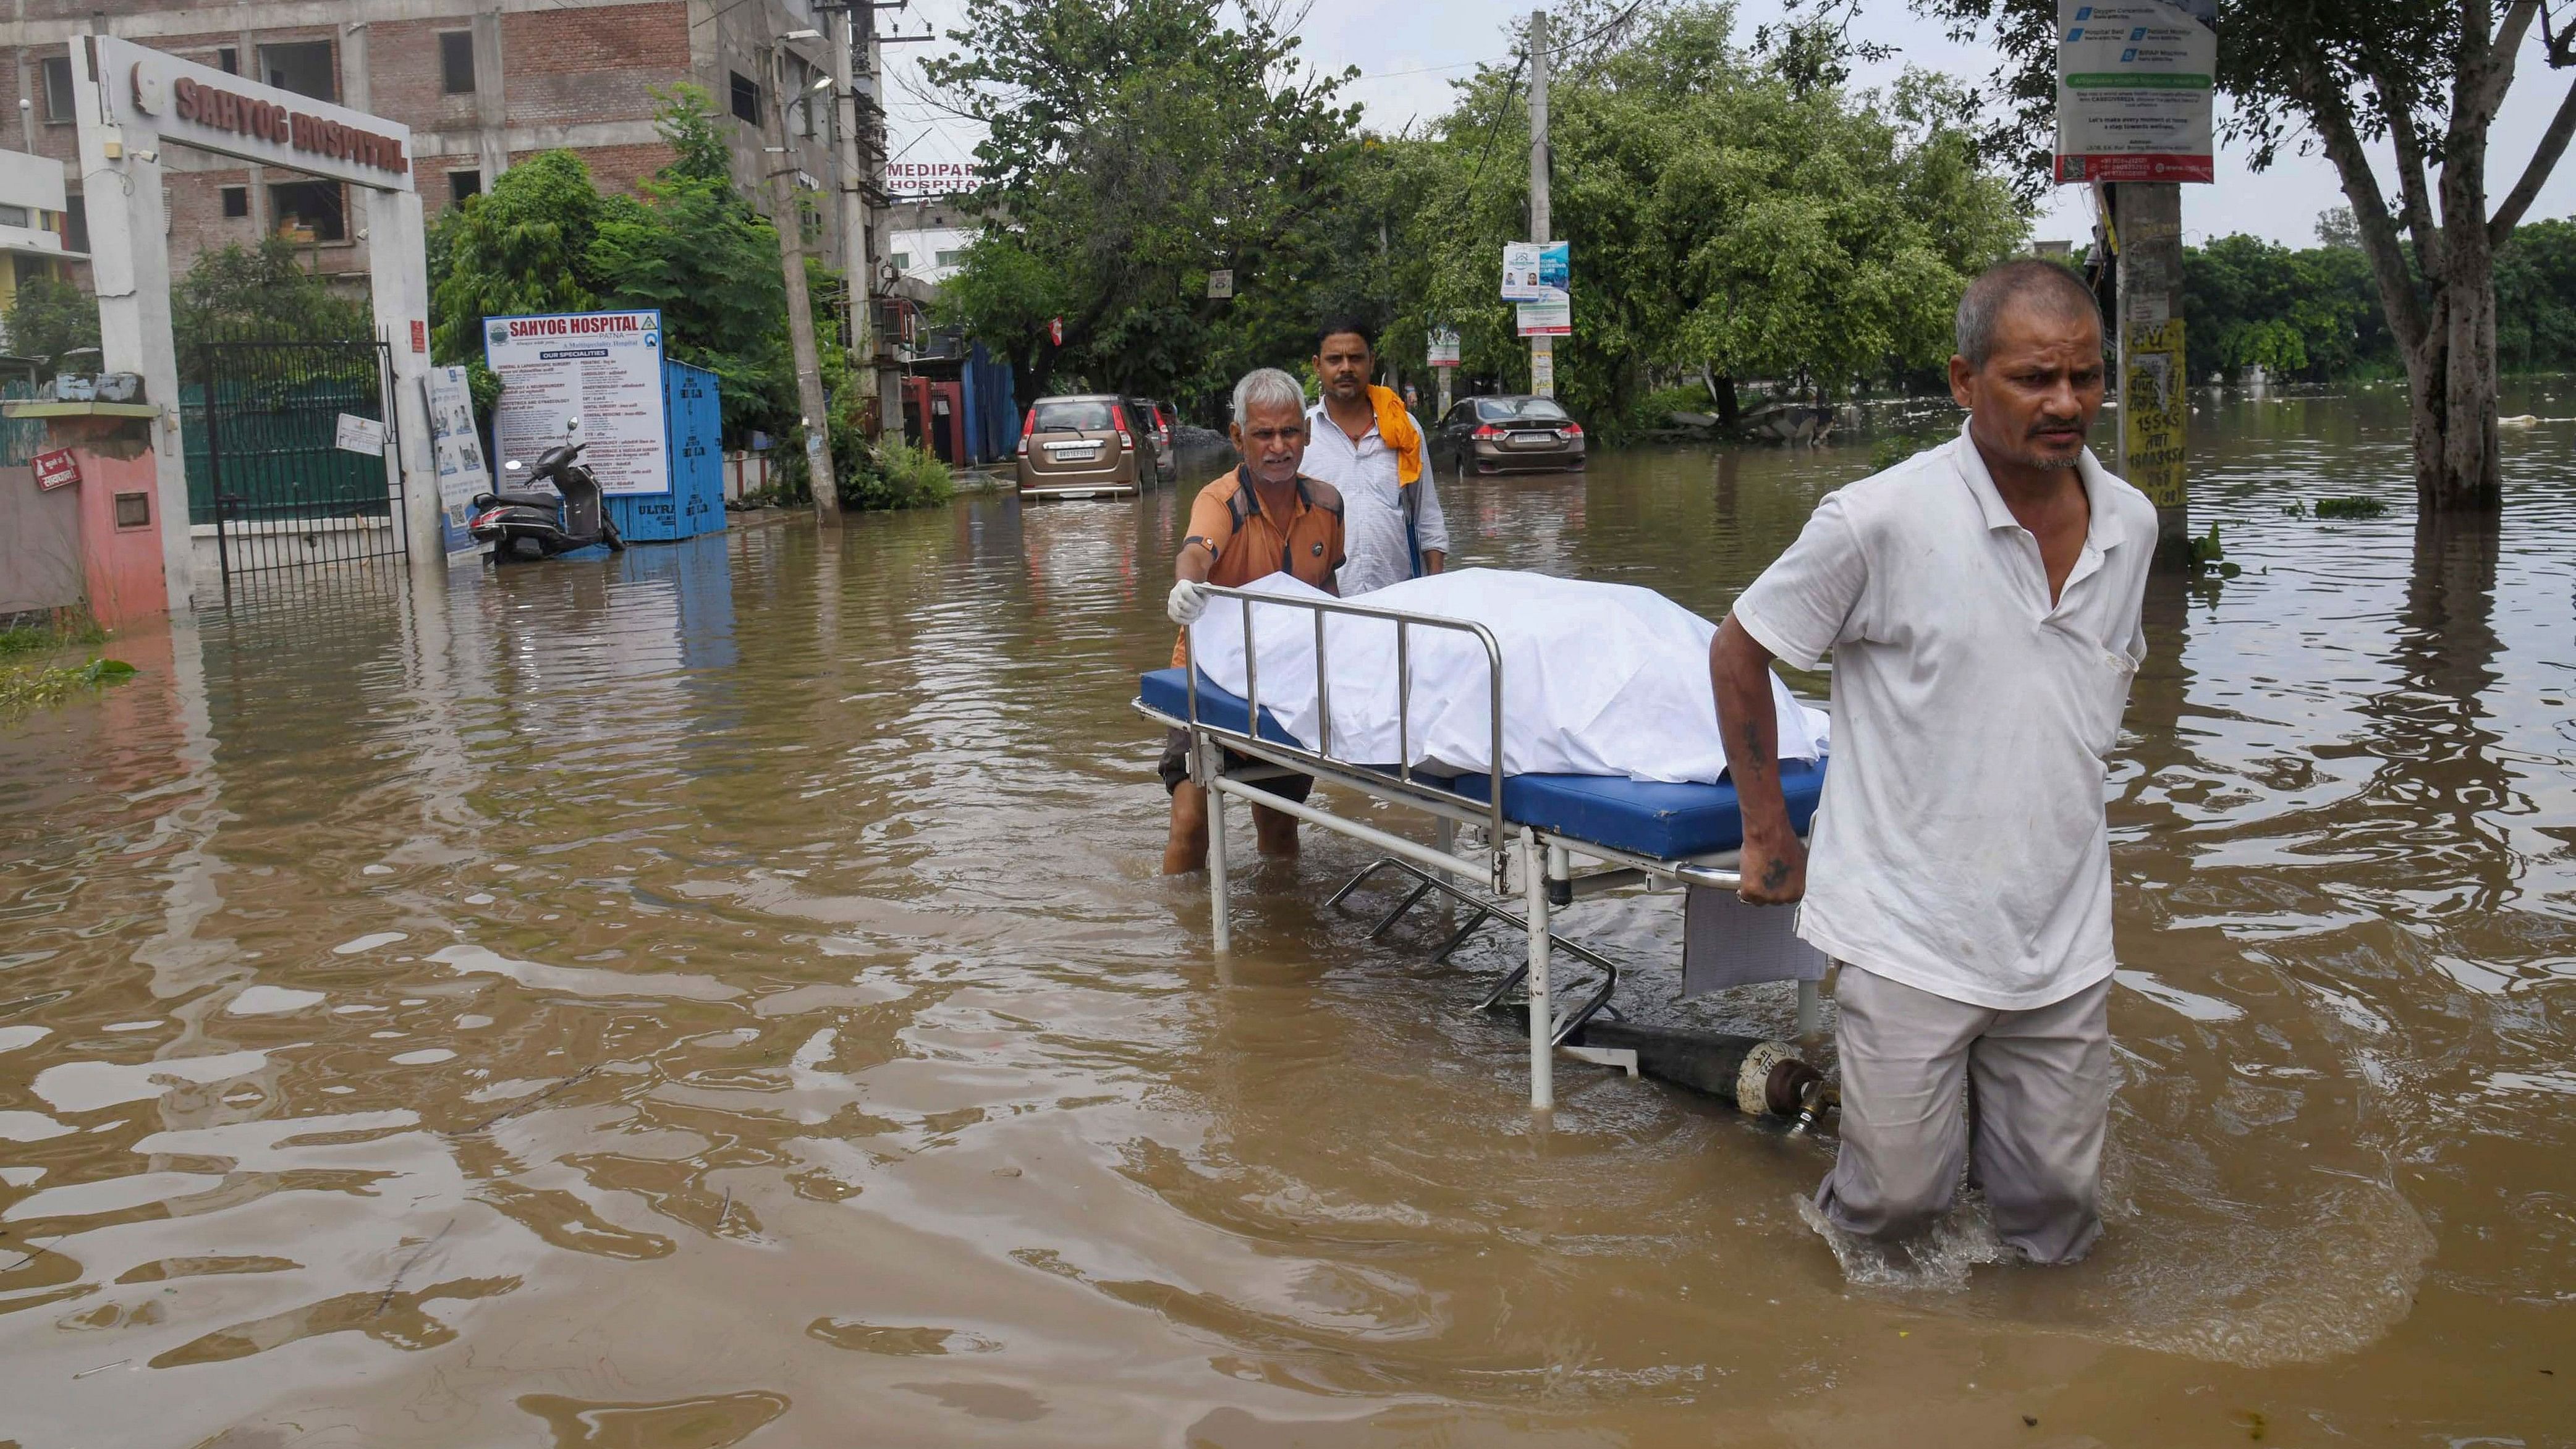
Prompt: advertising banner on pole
<box><xmin>1506</xmin><ymin>241</ymin><xmax>1572</xmax><ymax>336</ymax></box>
<box><xmin>423</xmin><ymin>365</ymin><xmax>494</xmax><ymax>558</ymax></box>
<box><xmin>1427</xmin><ymin>328</ymin><xmax>1460</xmax><ymax>366</ymax></box>
<box><xmin>1515</xmin><ymin>297</ymin><xmax>1570</xmax><ymax>337</ymax></box>
<box><xmin>2053</xmin><ymin>0</ymin><xmax>2216</xmax><ymax>184</ymax></box>
<box><xmin>483</xmin><ymin>309</ymin><xmax>669</xmax><ymax>497</ymax></box>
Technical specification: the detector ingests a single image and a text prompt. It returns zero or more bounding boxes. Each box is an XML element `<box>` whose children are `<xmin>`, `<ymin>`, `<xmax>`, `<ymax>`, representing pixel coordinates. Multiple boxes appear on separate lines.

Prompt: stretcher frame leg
<box><xmin>1525</xmin><ymin>828</ymin><xmax>1553</xmax><ymax>1111</ymax></box>
<box><xmin>1203</xmin><ymin>737</ymin><xmax>1231</xmax><ymax>956</ymax></box>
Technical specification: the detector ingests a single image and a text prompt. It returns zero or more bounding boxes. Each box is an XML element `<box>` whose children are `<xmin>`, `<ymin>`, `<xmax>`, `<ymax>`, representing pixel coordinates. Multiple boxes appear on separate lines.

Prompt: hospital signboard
<box><xmin>100</xmin><ymin>36</ymin><xmax>413</xmax><ymax>193</ymax></box>
<box><xmin>2053</xmin><ymin>0</ymin><xmax>2216</xmax><ymax>184</ymax></box>
<box><xmin>484</xmin><ymin>310</ymin><xmax>669</xmax><ymax>498</ymax></box>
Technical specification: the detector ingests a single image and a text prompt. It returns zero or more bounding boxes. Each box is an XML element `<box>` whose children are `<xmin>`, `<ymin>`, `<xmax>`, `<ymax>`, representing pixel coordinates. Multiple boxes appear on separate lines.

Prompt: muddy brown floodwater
<box><xmin>4</xmin><ymin>382</ymin><xmax>2574</xmax><ymax>1448</ymax></box>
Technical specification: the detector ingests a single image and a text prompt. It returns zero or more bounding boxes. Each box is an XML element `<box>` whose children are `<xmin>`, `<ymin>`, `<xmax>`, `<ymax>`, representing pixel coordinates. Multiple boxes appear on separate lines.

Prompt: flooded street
<box><xmin>6</xmin><ymin>384</ymin><xmax>2574</xmax><ymax>1447</ymax></box>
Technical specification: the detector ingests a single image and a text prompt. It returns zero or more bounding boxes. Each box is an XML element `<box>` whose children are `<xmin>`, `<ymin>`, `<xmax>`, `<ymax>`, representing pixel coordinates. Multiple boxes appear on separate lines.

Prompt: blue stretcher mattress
<box><xmin>1138</xmin><ymin>667</ymin><xmax>1824</xmax><ymax>860</ymax></box>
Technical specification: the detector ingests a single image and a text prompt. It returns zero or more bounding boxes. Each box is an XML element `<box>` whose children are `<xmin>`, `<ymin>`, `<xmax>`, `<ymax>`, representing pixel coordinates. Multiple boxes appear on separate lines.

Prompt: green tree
<box><xmin>4</xmin><ymin>274</ymin><xmax>100</xmax><ymax>378</ymax></box>
<box><xmin>590</xmin><ymin>85</ymin><xmax>802</xmax><ymax>436</ymax></box>
<box><xmin>426</xmin><ymin>88</ymin><xmax>847</xmax><ymax>444</ymax></box>
<box><xmin>1409</xmin><ymin>3</ymin><xmax>2024</xmax><ymax>428</ymax></box>
<box><xmin>427</xmin><ymin>149</ymin><xmax>606</xmax><ymax>368</ymax></box>
<box><xmin>926</xmin><ymin>0</ymin><xmax>1365</xmax><ymax>411</ymax></box>
<box><xmin>2182</xmin><ymin>234</ymin><xmax>2384</xmax><ymax>382</ymax></box>
<box><xmin>172</xmin><ymin>235</ymin><xmax>371</xmax><ymax>346</ymax></box>
<box><xmin>1901</xmin><ymin>0</ymin><xmax>2576</xmax><ymax>510</ymax></box>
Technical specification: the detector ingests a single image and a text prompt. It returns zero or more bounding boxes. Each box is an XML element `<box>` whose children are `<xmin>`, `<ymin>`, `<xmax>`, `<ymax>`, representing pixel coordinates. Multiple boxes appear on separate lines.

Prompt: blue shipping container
<box><xmin>608</xmin><ymin>360</ymin><xmax>726</xmax><ymax>542</ymax></box>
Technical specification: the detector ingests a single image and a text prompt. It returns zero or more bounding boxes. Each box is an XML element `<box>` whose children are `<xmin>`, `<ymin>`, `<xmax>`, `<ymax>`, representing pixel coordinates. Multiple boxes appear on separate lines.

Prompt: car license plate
<box><xmin>1046</xmin><ymin>442</ymin><xmax>1101</xmax><ymax>460</ymax></box>
<box><xmin>1509</xmin><ymin>431</ymin><xmax>1551</xmax><ymax>447</ymax></box>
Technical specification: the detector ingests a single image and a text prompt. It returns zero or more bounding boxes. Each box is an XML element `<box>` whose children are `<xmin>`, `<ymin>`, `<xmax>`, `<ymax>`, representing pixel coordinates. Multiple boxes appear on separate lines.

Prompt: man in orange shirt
<box><xmin>1161</xmin><ymin>367</ymin><xmax>1348</xmax><ymax>874</ymax></box>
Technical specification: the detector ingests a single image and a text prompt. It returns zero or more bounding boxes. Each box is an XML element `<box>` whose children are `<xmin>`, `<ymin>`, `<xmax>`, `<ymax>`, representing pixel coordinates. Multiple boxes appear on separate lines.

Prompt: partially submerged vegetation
<box><xmin>0</xmin><ymin>612</ymin><xmax>135</xmax><ymax>718</ymax></box>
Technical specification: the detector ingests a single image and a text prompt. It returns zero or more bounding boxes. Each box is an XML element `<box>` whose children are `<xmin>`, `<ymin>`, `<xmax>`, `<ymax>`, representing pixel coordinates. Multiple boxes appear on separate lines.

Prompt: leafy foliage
<box><xmin>768</xmin><ymin>422</ymin><xmax>957</xmax><ymax>512</ymax></box>
<box><xmin>173</xmin><ymin>236</ymin><xmax>371</xmax><ymax>345</ymax></box>
<box><xmin>4</xmin><ymin>274</ymin><xmax>100</xmax><ymax>378</ymax></box>
<box><xmin>1406</xmin><ymin>4</ymin><xmax>2026</xmax><ymax>426</ymax></box>
<box><xmin>2182</xmin><ymin>234</ymin><xmax>2385</xmax><ymax>382</ymax></box>
<box><xmin>934</xmin><ymin>1</ymin><xmax>2023</xmax><ymax>431</ymax></box>
<box><xmin>426</xmin><ymin>87</ymin><xmax>839</xmax><ymax>443</ymax></box>
<box><xmin>1899</xmin><ymin>0</ymin><xmax>2576</xmax><ymax>506</ymax></box>
<box><xmin>926</xmin><ymin>0</ymin><xmax>1365</xmax><ymax>414</ymax></box>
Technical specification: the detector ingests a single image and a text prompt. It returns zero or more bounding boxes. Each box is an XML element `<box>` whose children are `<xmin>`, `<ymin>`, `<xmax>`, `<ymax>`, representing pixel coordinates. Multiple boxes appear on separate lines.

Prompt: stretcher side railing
<box><xmin>1183</xmin><ymin>584</ymin><xmax>1512</xmax><ymax>895</ymax></box>
<box><xmin>1151</xmin><ymin>583</ymin><xmax>1816</xmax><ymax>1111</ymax></box>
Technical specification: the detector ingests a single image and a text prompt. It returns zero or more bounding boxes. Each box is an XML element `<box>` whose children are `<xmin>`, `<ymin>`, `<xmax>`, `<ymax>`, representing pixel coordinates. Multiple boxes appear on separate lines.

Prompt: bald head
<box><xmin>1955</xmin><ymin>260</ymin><xmax>2102</xmax><ymax>370</ymax></box>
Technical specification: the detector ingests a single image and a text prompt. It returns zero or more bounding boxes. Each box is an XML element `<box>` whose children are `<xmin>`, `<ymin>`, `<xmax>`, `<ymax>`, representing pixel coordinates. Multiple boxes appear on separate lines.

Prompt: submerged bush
<box><xmin>770</xmin><ymin>425</ymin><xmax>958</xmax><ymax>512</ymax></box>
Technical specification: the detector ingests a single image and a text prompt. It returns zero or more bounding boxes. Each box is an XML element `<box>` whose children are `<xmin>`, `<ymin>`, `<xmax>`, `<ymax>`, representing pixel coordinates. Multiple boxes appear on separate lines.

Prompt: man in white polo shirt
<box><xmin>1302</xmin><ymin>318</ymin><xmax>1450</xmax><ymax>597</ymax></box>
<box><xmin>1710</xmin><ymin>260</ymin><xmax>2156</xmax><ymax>1264</ymax></box>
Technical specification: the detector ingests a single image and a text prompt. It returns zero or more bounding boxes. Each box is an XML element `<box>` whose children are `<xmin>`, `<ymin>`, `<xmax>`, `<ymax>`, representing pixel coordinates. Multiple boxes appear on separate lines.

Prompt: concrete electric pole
<box><xmin>1526</xmin><ymin>9</ymin><xmax>1552</xmax><ymax>399</ymax></box>
<box><xmin>832</xmin><ymin>5</ymin><xmax>875</xmax><ymax>439</ymax></box>
<box><xmin>2111</xmin><ymin>182</ymin><xmax>2188</xmax><ymax>557</ymax></box>
<box><xmin>766</xmin><ymin>44</ymin><xmax>841</xmax><ymax>524</ymax></box>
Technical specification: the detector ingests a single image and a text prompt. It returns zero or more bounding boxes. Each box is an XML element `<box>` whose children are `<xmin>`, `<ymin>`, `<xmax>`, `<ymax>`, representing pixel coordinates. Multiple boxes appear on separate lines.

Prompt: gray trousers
<box><xmin>1816</xmin><ymin>965</ymin><xmax>2114</xmax><ymax>1265</ymax></box>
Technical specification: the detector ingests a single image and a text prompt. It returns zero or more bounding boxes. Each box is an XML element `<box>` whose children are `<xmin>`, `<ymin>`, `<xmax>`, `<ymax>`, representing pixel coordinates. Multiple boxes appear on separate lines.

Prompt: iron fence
<box><xmin>183</xmin><ymin>338</ymin><xmax>407</xmax><ymax>597</ymax></box>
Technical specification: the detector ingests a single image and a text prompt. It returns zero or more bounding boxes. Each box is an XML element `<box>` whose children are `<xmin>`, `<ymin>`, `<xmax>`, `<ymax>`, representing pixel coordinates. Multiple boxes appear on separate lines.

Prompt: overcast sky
<box><xmin>879</xmin><ymin>1</ymin><xmax>2576</xmax><ymax>250</ymax></box>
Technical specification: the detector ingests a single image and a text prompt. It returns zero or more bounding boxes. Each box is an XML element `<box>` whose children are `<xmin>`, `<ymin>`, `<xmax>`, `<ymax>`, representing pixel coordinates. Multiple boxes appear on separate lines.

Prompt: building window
<box><xmin>268</xmin><ymin>180</ymin><xmax>346</xmax><ymax>243</ymax></box>
<box><xmin>890</xmin><ymin>251</ymin><xmax>910</xmax><ymax>271</ymax></box>
<box><xmin>41</xmin><ymin>56</ymin><xmax>74</xmax><ymax>123</ymax></box>
<box><xmin>934</xmin><ymin>249</ymin><xmax>964</xmax><ymax>268</ymax></box>
<box><xmin>221</xmin><ymin>187</ymin><xmax>249</xmax><ymax>219</ymax></box>
<box><xmin>258</xmin><ymin>41</ymin><xmax>336</xmax><ymax>103</ymax></box>
<box><xmin>730</xmin><ymin>71</ymin><xmax>762</xmax><ymax>126</ymax></box>
<box><xmin>218</xmin><ymin>46</ymin><xmax>238</xmax><ymax>75</ymax></box>
<box><xmin>449</xmin><ymin>170</ymin><xmax>481</xmax><ymax>204</ymax></box>
<box><xmin>0</xmin><ymin>204</ymin><xmax>27</xmax><ymax>229</ymax></box>
<box><xmin>441</xmin><ymin>32</ymin><xmax>475</xmax><ymax>94</ymax></box>
<box><xmin>63</xmin><ymin>194</ymin><xmax>86</xmax><ymax>253</ymax></box>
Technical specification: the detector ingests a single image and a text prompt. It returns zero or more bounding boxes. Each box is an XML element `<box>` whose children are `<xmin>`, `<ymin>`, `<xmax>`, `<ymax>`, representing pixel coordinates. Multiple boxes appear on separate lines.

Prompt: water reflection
<box><xmin>3</xmin><ymin>388</ymin><xmax>2574</xmax><ymax>1445</ymax></box>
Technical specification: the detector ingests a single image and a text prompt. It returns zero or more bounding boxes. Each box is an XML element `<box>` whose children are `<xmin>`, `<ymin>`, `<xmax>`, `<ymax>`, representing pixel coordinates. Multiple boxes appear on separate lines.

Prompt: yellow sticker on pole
<box><xmin>2121</xmin><ymin>319</ymin><xmax>2187</xmax><ymax>511</ymax></box>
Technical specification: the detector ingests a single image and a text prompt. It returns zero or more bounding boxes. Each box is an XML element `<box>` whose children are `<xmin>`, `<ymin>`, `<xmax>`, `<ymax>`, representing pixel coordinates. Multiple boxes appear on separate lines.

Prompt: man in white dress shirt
<box><xmin>1710</xmin><ymin>260</ymin><xmax>2158</xmax><ymax>1265</ymax></box>
<box><xmin>1301</xmin><ymin>319</ymin><xmax>1451</xmax><ymax>597</ymax></box>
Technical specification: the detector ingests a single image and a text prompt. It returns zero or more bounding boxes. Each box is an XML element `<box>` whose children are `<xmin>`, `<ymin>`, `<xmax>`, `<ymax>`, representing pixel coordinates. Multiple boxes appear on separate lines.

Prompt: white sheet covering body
<box><xmin>1184</xmin><ymin>568</ymin><xmax>1825</xmax><ymax>784</ymax></box>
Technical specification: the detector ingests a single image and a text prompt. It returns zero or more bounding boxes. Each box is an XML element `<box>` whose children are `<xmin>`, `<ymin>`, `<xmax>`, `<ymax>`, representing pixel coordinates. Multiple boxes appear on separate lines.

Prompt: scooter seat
<box><xmin>473</xmin><ymin>489</ymin><xmax>562</xmax><ymax>512</ymax></box>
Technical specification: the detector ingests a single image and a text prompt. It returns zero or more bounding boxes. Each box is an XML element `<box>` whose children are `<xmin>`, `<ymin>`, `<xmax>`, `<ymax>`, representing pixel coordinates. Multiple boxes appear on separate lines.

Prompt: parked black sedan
<box><xmin>1430</xmin><ymin>395</ymin><xmax>1587</xmax><ymax>475</ymax></box>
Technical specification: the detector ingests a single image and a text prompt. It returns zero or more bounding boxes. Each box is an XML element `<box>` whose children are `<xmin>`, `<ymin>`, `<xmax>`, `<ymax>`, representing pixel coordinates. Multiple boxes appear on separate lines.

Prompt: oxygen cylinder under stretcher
<box><xmin>1558</xmin><ymin>1018</ymin><xmax>1839</xmax><ymax>1126</ymax></box>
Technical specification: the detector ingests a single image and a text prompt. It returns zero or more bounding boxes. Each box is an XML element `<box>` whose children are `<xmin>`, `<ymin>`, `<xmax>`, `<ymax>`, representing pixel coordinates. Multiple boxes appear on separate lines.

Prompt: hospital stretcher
<box><xmin>1135</xmin><ymin>583</ymin><xmax>1829</xmax><ymax>1112</ymax></box>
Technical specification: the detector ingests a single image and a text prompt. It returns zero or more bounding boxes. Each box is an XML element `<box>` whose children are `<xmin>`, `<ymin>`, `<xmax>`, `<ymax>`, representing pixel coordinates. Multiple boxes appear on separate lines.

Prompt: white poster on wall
<box><xmin>483</xmin><ymin>309</ymin><xmax>669</xmax><ymax>497</ymax></box>
<box><xmin>423</xmin><ymin>365</ymin><xmax>493</xmax><ymax>559</ymax></box>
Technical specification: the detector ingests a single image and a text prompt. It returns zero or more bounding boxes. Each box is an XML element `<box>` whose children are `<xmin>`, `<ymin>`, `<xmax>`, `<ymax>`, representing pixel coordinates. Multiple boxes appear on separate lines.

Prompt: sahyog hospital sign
<box><xmin>105</xmin><ymin>36</ymin><xmax>413</xmax><ymax>192</ymax></box>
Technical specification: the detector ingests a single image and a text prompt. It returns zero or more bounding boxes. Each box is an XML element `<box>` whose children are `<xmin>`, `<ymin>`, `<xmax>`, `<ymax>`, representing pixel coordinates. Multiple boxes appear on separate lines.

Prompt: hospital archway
<box><xmin>68</xmin><ymin>34</ymin><xmax>434</xmax><ymax>611</ymax></box>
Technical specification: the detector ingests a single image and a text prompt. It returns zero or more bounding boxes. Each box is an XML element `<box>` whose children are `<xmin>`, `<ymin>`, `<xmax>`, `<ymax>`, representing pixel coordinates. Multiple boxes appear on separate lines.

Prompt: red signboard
<box><xmin>411</xmin><ymin>319</ymin><xmax>427</xmax><ymax>353</ymax></box>
<box><xmin>31</xmin><ymin>447</ymin><xmax>79</xmax><ymax>491</ymax></box>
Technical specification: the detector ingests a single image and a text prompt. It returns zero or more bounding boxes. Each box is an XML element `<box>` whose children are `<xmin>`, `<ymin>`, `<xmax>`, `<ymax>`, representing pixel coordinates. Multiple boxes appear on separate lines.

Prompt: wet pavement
<box><xmin>4</xmin><ymin>383</ymin><xmax>2574</xmax><ymax>1446</ymax></box>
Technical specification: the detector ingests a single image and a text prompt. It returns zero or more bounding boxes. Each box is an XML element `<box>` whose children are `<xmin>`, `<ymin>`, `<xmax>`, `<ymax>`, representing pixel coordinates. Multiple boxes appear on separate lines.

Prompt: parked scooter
<box><xmin>467</xmin><ymin>439</ymin><xmax>624</xmax><ymax>562</ymax></box>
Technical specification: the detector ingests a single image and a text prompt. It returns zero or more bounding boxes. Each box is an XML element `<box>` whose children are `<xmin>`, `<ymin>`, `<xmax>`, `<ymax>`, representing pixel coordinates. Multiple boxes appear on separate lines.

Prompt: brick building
<box><xmin>0</xmin><ymin>0</ymin><xmax>876</xmax><ymax>308</ymax></box>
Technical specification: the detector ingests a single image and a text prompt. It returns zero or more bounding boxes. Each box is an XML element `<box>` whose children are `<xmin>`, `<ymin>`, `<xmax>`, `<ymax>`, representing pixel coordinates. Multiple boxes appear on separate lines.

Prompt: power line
<box><xmin>1462</xmin><ymin>61</ymin><xmax>1527</xmax><ymax>194</ymax></box>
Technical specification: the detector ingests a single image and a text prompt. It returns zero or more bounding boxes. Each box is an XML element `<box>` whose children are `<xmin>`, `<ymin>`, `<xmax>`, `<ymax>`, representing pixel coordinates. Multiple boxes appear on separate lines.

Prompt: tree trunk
<box><xmin>2431</xmin><ymin>247</ymin><xmax>2506</xmax><ymax>512</ymax></box>
<box><xmin>1705</xmin><ymin>366</ymin><xmax>1740</xmax><ymax>432</ymax></box>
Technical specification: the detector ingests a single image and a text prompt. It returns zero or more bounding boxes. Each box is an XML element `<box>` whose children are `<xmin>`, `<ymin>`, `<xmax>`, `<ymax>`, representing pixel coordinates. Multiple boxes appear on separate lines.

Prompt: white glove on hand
<box><xmin>1167</xmin><ymin>579</ymin><xmax>1209</xmax><ymax>626</ymax></box>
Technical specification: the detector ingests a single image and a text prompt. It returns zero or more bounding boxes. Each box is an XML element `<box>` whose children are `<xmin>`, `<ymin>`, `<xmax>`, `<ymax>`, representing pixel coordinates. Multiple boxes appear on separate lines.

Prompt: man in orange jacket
<box><xmin>1304</xmin><ymin>318</ymin><xmax>1450</xmax><ymax>597</ymax></box>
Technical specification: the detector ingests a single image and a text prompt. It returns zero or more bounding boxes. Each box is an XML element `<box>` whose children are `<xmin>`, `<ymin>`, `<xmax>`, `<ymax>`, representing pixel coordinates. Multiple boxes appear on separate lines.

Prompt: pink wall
<box><xmin>66</xmin><ymin>438</ymin><xmax>171</xmax><ymax>630</ymax></box>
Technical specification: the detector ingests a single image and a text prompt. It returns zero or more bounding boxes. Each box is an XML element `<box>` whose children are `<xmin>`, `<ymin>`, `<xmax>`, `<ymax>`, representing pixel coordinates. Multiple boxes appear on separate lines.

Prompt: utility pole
<box><xmin>765</xmin><ymin>44</ymin><xmax>841</xmax><ymax>523</ymax></box>
<box><xmin>829</xmin><ymin>3</ymin><xmax>880</xmax><ymax>439</ymax></box>
<box><xmin>2111</xmin><ymin>182</ymin><xmax>2187</xmax><ymax>559</ymax></box>
<box><xmin>1526</xmin><ymin>9</ymin><xmax>1553</xmax><ymax>400</ymax></box>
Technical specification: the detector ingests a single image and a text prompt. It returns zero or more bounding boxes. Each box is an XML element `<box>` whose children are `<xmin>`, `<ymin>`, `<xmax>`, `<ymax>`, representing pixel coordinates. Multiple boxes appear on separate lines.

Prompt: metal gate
<box><xmin>185</xmin><ymin>339</ymin><xmax>406</xmax><ymax>599</ymax></box>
